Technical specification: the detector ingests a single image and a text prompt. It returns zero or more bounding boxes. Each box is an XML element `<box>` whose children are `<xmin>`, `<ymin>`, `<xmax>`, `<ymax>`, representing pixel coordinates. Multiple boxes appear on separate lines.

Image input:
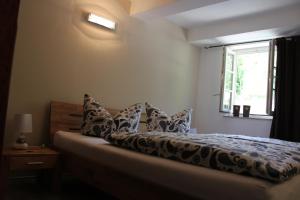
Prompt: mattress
<box><xmin>54</xmin><ymin>131</ymin><xmax>300</xmax><ymax>200</ymax></box>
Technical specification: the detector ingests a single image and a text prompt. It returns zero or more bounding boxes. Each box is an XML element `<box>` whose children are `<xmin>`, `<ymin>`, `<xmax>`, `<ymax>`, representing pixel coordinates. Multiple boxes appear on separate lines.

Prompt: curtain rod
<box><xmin>204</xmin><ymin>39</ymin><xmax>272</xmax><ymax>49</ymax></box>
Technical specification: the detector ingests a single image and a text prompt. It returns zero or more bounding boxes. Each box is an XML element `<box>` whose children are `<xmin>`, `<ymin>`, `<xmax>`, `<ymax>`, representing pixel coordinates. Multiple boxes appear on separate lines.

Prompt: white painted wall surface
<box><xmin>5</xmin><ymin>0</ymin><xmax>200</xmax><ymax>146</ymax></box>
<box><xmin>195</xmin><ymin>47</ymin><xmax>272</xmax><ymax>137</ymax></box>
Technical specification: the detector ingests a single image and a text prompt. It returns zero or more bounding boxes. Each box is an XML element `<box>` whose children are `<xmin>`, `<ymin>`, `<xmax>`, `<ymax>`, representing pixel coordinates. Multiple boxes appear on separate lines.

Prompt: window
<box><xmin>220</xmin><ymin>41</ymin><xmax>276</xmax><ymax>116</ymax></box>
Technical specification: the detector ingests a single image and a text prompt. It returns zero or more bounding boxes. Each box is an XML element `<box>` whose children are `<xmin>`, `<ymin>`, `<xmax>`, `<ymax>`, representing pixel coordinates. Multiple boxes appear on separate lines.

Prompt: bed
<box><xmin>50</xmin><ymin>101</ymin><xmax>300</xmax><ymax>200</ymax></box>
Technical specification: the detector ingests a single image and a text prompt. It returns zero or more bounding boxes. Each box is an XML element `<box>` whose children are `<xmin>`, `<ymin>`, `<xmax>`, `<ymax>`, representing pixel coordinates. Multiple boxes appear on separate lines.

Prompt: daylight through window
<box><xmin>220</xmin><ymin>41</ymin><xmax>275</xmax><ymax>115</ymax></box>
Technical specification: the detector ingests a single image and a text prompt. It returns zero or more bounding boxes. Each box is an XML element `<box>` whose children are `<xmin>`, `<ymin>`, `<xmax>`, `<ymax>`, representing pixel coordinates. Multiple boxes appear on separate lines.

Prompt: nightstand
<box><xmin>2</xmin><ymin>146</ymin><xmax>60</xmax><ymax>192</ymax></box>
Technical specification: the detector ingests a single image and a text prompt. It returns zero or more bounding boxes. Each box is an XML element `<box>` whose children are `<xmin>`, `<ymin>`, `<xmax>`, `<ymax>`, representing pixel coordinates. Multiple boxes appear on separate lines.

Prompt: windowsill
<box><xmin>223</xmin><ymin>113</ymin><xmax>273</xmax><ymax>120</ymax></box>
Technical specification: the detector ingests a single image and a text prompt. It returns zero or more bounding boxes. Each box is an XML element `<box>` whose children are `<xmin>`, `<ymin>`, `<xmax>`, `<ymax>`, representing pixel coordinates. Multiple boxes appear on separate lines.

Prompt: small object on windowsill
<box><xmin>243</xmin><ymin>105</ymin><xmax>251</xmax><ymax>117</ymax></box>
<box><xmin>233</xmin><ymin>105</ymin><xmax>240</xmax><ymax>117</ymax></box>
<box><xmin>223</xmin><ymin>113</ymin><xmax>273</xmax><ymax>120</ymax></box>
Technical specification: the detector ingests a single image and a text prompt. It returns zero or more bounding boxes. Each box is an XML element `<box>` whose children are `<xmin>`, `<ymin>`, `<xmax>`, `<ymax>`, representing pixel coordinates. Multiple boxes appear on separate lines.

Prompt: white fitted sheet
<box><xmin>54</xmin><ymin>131</ymin><xmax>300</xmax><ymax>200</ymax></box>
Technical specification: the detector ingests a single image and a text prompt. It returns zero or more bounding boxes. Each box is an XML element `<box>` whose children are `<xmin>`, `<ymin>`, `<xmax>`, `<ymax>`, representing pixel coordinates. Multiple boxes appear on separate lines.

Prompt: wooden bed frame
<box><xmin>49</xmin><ymin>101</ymin><xmax>197</xmax><ymax>200</ymax></box>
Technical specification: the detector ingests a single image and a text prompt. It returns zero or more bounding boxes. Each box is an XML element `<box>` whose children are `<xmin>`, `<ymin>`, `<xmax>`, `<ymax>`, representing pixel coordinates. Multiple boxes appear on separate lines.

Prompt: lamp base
<box><xmin>13</xmin><ymin>142</ymin><xmax>28</xmax><ymax>150</ymax></box>
<box><xmin>14</xmin><ymin>133</ymin><xmax>28</xmax><ymax>149</ymax></box>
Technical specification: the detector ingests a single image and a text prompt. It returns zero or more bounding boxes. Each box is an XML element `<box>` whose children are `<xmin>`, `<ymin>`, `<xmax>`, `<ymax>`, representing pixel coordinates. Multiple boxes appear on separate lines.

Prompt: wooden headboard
<box><xmin>49</xmin><ymin>101</ymin><xmax>146</xmax><ymax>143</ymax></box>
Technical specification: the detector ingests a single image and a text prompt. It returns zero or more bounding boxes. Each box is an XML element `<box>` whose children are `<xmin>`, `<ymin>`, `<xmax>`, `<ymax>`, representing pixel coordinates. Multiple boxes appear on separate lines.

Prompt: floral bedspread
<box><xmin>107</xmin><ymin>132</ymin><xmax>300</xmax><ymax>182</ymax></box>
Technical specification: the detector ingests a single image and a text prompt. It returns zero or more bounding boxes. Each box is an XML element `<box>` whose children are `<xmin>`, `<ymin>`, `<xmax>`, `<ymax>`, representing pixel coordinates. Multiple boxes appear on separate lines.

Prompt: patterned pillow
<box><xmin>145</xmin><ymin>102</ymin><xmax>192</xmax><ymax>133</ymax></box>
<box><xmin>81</xmin><ymin>94</ymin><xmax>143</xmax><ymax>138</ymax></box>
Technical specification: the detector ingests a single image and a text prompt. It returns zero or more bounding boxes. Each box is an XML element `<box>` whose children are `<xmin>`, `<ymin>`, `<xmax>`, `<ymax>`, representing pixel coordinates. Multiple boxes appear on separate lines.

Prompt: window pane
<box><xmin>226</xmin><ymin>54</ymin><xmax>234</xmax><ymax>71</ymax></box>
<box><xmin>273</xmin><ymin>68</ymin><xmax>276</xmax><ymax>89</ymax></box>
<box><xmin>230</xmin><ymin>42</ymin><xmax>270</xmax><ymax>115</ymax></box>
<box><xmin>271</xmin><ymin>44</ymin><xmax>277</xmax><ymax>113</ymax></box>
<box><xmin>225</xmin><ymin>72</ymin><xmax>233</xmax><ymax>90</ymax></box>
<box><xmin>274</xmin><ymin>45</ymin><xmax>277</xmax><ymax>67</ymax></box>
<box><xmin>272</xmin><ymin>89</ymin><xmax>275</xmax><ymax>112</ymax></box>
<box><xmin>223</xmin><ymin>91</ymin><xmax>232</xmax><ymax>111</ymax></box>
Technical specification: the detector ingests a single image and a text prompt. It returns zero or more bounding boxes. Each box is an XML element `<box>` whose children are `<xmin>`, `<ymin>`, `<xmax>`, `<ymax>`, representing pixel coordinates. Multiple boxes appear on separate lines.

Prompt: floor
<box><xmin>5</xmin><ymin>177</ymin><xmax>117</xmax><ymax>200</ymax></box>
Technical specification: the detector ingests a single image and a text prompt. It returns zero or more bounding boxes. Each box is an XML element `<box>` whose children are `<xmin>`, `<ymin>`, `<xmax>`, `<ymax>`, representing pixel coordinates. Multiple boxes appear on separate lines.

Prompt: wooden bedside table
<box><xmin>2</xmin><ymin>146</ymin><xmax>60</xmax><ymax>192</ymax></box>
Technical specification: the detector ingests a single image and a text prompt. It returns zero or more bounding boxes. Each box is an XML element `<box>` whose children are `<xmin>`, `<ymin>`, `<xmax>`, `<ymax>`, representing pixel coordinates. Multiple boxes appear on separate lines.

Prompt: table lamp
<box><xmin>13</xmin><ymin>114</ymin><xmax>32</xmax><ymax>149</ymax></box>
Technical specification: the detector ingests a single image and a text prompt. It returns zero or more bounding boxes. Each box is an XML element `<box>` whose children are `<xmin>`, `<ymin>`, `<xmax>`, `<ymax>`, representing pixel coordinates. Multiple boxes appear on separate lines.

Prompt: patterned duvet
<box><xmin>107</xmin><ymin>132</ymin><xmax>300</xmax><ymax>182</ymax></box>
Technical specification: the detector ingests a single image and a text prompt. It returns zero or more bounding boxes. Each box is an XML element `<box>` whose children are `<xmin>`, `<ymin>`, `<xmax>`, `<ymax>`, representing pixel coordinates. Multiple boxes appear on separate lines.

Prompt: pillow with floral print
<box><xmin>81</xmin><ymin>94</ymin><xmax>143</xmax><ymax>139</ymax></box>
<box><xmin>145</xmin><ymin>102</ymin><xmax>192</xmax><ymax>133</ymax></box>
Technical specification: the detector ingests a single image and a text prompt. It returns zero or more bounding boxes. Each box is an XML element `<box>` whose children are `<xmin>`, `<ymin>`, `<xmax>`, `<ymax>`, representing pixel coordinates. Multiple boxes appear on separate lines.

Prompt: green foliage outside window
<box><xmin>236</xmin><ymin>57</ymin><xmax>245</xmax><ymax>95</ymax></box>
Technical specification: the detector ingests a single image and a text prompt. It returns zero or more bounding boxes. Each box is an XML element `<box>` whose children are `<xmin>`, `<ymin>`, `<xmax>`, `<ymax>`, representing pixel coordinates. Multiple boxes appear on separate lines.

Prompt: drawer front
<box><xmin>9</xmin><ymin>156</ymin><xmax>57</xmax><ymax>171</ymax></box>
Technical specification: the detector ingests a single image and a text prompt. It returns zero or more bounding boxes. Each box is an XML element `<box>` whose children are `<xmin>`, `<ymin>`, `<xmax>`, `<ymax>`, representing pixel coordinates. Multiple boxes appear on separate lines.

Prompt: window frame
<box><xmin>266</xmin><ymin>40</ymin><xmax>275</xmax><ymax>116</ymax></box>
<box><xmin>219</xmin><ymin>47</ymin><xmax>237</xmax><ymax>113</ymax></box>
<box><xmin>219</xmin><ymin>40</ymin><xmax>276</xmax><ymax>116</ymax></box>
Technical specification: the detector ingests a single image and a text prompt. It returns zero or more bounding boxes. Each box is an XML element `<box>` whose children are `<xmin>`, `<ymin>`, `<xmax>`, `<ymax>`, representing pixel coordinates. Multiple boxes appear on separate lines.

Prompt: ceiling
<box><xmin>130</xmin><ymin>0</ymin><xmax>300</xmax><ymax>47</ymax></box>
<box><xmin>167</xmin><ymin>0</ymin><xmax>300</xmax><ymax>28</ymax></box>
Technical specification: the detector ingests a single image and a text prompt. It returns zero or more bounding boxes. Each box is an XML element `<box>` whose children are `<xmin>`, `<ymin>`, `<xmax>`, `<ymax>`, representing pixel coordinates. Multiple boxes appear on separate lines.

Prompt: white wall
<box><xmin>4</xmin><ymin>0</ymin><xmax>200</xmax><ymax>146</ymax></box>
<box><xmin>195</xmin><ymin>47</ymin><xmax>272</xmax><ymax>137</ymax></box>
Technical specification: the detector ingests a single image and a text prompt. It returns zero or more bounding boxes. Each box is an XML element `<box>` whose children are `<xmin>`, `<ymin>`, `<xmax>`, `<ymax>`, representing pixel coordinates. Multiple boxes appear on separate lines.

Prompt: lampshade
<box><xmin>15</xmin><ymin>114</ymin><xmax>32</xmax><ymax>133</ymax></box>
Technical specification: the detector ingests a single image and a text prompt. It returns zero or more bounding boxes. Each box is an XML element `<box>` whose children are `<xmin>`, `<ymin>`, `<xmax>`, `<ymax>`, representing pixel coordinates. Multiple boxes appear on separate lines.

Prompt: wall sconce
<box><xmin>87</xmin><ymin>13</ymin><xmax>116</xmax><ymax>30</ymax></box>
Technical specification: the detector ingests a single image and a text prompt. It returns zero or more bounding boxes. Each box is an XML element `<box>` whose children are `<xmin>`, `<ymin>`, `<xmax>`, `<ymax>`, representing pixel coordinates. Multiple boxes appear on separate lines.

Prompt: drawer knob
<box><xmin>27</xmin><ymin>161</ymin><xmax>44</xmax><ymax>165</ymax></box>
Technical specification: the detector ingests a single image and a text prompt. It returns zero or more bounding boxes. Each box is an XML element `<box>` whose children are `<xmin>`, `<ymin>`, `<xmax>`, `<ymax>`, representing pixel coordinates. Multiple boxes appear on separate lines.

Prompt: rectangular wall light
<box><xmin>87</xmin><ymin>13</ymin><xmax>116</xmax><ymax>30</ymax></box>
